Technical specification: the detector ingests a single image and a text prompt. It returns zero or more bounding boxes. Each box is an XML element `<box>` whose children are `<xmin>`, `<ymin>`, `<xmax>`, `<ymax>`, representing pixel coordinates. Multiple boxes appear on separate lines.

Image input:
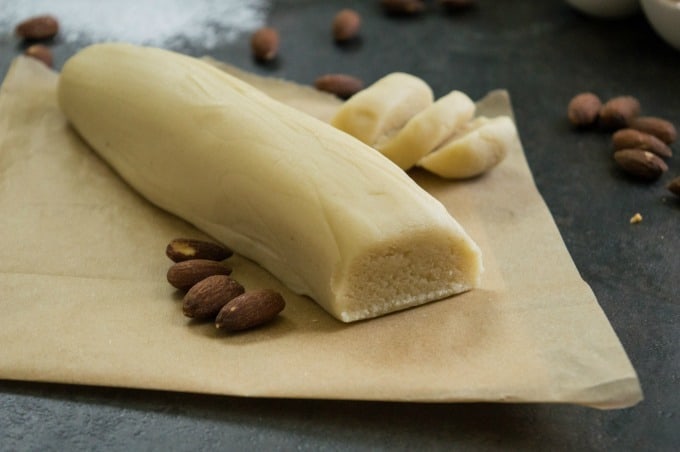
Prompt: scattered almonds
<box><xmin>15</xmin><ymin>15</ymin><xmax>59</xmax><ymax>40</ymax></box>
<box><xmin>182</xmin><ymin>275</ymin><xmax>245</xmax><ymax>320</ymax></box>
<box><xmin>166</xmin><ymin>238</ymin><xmax>232</xmax><ymax>262</ymax></box>
<box><xmin>24</xmin><ymin>44</ymin><xmax>53</xmax><ymax>67</ymax></box>
<box><xmin>164</xmin><ymin>239</ymin><xmax>285</xmax><ymax>334</ymax></box>
<box><xmin>567</xmin><ymin>92</ymin><xmax>676</xmax><ymax>191</ymax></box>
<box><xmin>250</xmin><ymin>27</ymin><xmax>279</xmax><ymax>62</ymax></box>
<box><xmin>167</xmin><ymin>259</ymin><xmax>232</xmax><ymax>290</ymax></box>
<box><xmin>215</xmin><ymin>289</ymin><xmax>286</xmax><ymax>331</ymax></box>
<box><xmin>332</xmin><ymin>9</ymin><xmax>361</xmax><ymax>42</ymax></box>
<box><xmin>314</xmin><ymin>73</ymin><xmax>364</xmax><ymax>99</ymax></box>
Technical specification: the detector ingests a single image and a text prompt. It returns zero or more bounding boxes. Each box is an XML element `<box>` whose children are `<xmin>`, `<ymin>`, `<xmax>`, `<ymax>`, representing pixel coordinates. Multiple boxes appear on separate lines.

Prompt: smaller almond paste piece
<box><xmin>417</xmin><ymin>116</ymin><xmax>517</xmax><ymax>179</ymax></box>
<box><xmin>375</xmin><ymin>90</ymin><xmax>476</xmax><ymax>170</ymax></box>
<box><xmin>331</xmin><ymin>72</ymin><xmax>433</xmax><ymax>146</ymax></box>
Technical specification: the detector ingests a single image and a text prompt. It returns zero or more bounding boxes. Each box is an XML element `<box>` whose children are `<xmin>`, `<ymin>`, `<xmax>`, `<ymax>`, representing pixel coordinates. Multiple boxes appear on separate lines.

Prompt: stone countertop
<box><xmin>1</xmin><ymin>1</ymin><xmax>678</xmax><ymax>450</ymax></box>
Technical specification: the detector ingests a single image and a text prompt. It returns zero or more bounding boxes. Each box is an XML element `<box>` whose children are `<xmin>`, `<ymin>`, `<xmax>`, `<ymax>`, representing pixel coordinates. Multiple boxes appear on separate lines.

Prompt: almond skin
<box><xmin>182</xmin><ymin>275</ymin><xmax>245</xmax><ymax>320</ymax></box>
<box><xmin>332</xmin><ymin>9</ymin><xmax>361</xmax><ymax>42</ymax></box>
<box><xmin>167</xmin><ymin>259</ymin><xmax>232</xmax><ymax>290</ymax></box>
<box><xmin>567</xmin><ymin>92</ymin><xmax>602</xmax><ymax>128</ymax></box>
<box><xmin>667</xmin><ymin>177</ymin><xmax>680</xmax><ymax>197</ymax></box>
<box><xmin>314</xmin><ymin>74</ymin><xmax>364</xmax><ymax>99</ymax></box>
<box><xmin>215</xmin><ymin>289</ymin><xmax>285</xmax><ymax>331</ymax></box>
<box><xmin>15</xmin><ymin>15</ymin><xmax>59</xmax><ymax>40</ymax></box>
<box><xmin>381</xmin><ymin>0</ymin><xmax>426</xmax><ymax>15</ymax></box>
<box><xmin>24</xmin><ymin>44</ymin><xmax>53</xmax><ymax>68</ymax></box>
<box><xmin>629</xmin><ymin>116</ymin><xmax>677</xmax><ymax>145</ymax></box>
<box><xmin>166</xmin><ymin>238</ymin><xmax>233</xmax><ymax>263</ymax></box>
<box><xmin>612</xmin><ymin>129</ymin><xmax>672</xmax><ymax>159</ymax></box>
<box><xmin>439</xmin><ymin>0</ymin><xmax>476</xmax><ymax>11</ymax></box>
<box><xmin>251</xmin><ymin>27</ymin><xmax>279</xmax><ymax>61</ymax></box>
<box><xmin>613</xmin><ymin>149</ymin><xmax>668</xmax><ymax>181</ymax></box>
<box><xmin>599</xmin><ymin>96</ymin><xmax>640</xmax><ymax>131</ymax></box>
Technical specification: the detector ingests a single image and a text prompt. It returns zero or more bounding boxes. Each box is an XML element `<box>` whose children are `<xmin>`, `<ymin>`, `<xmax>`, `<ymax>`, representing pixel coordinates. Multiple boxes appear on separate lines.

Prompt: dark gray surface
<box><xmin>1</xmin><ymin>1</ymin><xmax>678</xmax><ymax>450</ymax></box>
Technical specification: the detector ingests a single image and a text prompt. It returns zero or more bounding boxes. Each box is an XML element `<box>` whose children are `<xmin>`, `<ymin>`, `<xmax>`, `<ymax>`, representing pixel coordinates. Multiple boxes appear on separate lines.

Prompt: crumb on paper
<box><xmin>629</xmin><ymin>213</ymin><xmax>643</xmax><ymax>224</ymax></box>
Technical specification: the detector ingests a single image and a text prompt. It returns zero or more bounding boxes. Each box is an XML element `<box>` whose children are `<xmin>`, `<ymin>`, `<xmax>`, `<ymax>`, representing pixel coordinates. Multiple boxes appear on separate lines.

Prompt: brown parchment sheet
<box><xmin>0</xmin><ymin>56</ymin><xmax>642</xmax><ymax>409</ymax></box>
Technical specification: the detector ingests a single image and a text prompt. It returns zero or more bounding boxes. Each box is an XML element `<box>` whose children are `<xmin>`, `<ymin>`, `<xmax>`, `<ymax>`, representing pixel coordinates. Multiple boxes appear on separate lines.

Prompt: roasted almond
<box><xmin>381</xmin><ymin>0</ymin><xmax>426</xmax><ymax>15</ymax></box>
<box><xmin>24</xmin><ymin>44</ymin><xmax>53</xmax><ymax>68</ymax></box>
<box><xmin>613</xmin><ymin>149</ymin><xmax>668</xmax><ymax>181</ymax></box>
<box><xmin>167</xmin><ymin>259</ymin><xmax>232</xmax><ymax>290</ymax></box>
<box><xmin>667</xmin><ymin>176</ymin><xmax>680</xmax><ymax>197</ymax></box>
<box><xmin>314</xmin><ymin>74</ymin><xmax>364</xmax><ymax>99</ymax></box>
<box><xmin>612</xmin><ymin>129</ymin><xmax>672</xmax><ymax>159</ymax></box>
<box><xmin>599</xmin><ymin>96</ymin><xmax>640</xmax><ymax>130</ymax></box>
<box><xmin>166</xmin><ymin>238</ymin><xmax>233</xmax><ymax>263</ymax></box>
<box><xmin>182</xmin><ymin>275</ymin><xmax>245</xmax><ymax>320</ymax></box>
<box><xmin>567</xmin><ymin>92</ymin><xmax>601</xmax><ymax>128</ymax></box>
<box><xmin>215</xmin><ymin>289</ymin><xmax>285</xmax><ymax>332</ymax></box>
<box><xmin>251</xmin><ymin>27</ymin><xmax>279</xmax><ymax>62</ymax></box>
<box><xmin>629</xmin><ymin>116</ymin><xmax>677</xmax><ymax>145</ymax></box>
<box><xmin>332</xmin><ymin>9</ymin><xmax>361</xmax><ymax>42</ymax></box>
<box><xmin>15</xmin><ymin>15</ymin><xmax>59</xmax><ymax>40</ymax></box>
<box><xmin>439</xmin><ymin>0</ymin><xmax>476</xmax><ymax>11</ymax></box>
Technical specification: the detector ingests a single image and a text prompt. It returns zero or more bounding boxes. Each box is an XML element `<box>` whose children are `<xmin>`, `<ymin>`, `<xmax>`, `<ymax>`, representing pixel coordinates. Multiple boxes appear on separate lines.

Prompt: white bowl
<box><xmin>566</xmin><ymin>0</ymin><xmax>640</xmax><ymax>18</ymax></box>
<box><xmin>641</xmin><ymin>0</ymin><xmax>680</xmax><ymax>50</ymax></box>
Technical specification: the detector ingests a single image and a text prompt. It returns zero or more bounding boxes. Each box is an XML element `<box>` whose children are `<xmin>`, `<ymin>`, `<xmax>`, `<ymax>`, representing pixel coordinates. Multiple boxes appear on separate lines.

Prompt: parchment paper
<box><xmin>0</xmin><ymin>56</ymin><xmax>642</xmax><ymax>409</ymax></box>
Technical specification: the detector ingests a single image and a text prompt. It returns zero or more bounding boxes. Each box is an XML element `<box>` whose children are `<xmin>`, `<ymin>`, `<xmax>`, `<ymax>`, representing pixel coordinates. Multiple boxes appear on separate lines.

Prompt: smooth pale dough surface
<box><xmin>0</xmin><ymin>56</ymin><xmax>642</xmax><ymax>408</ymax></box>
<box><xmin>376</xmin><ymin>90</ymin><xmax>476</xmax><ymax>170</ymax></box>
<box><xmin>419</xmin><ymin>116</ymin><xmax>518</xmax><ymax>179</ymax></box>
<box><xmin>57</xmin><ymin>43</ymin><xmax>483</xmax><ymax>323</ymax></box>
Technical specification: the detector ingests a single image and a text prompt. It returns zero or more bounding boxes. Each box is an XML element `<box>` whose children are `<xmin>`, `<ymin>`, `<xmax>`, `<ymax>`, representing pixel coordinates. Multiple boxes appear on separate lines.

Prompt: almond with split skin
<box><xmin>612</xmin><ymin>129</ymin><xmax>672</xmax><ymax>159</ymax></box>
<box><xmin>314</xmin><ymin>74</ymin><xmax>364</xmax><ymax>99</ymax></box>
<box><xmin>166</xmin><ymin>238</ymin><xmax>233</xmax><ymax>263</ymax></box>
<box><xmin>629</xmin><ymin>116</ymin><xmax>677</xmax><ymax>145</ymax></box>
<box><xmin>613</xmin><ymin>149</ymin><xmax>668</xmax><ymax>181</ymax></box>
<box><xmin>167</xmin><ymin>259</ymin><xmax>232</xmax><ymax>290</ymax></box>
<box><xmin>15</xmin><ymin>15</ymin><xmax>59</xmax><ymax>40</ymax></box>
<box><xmin>332</xmin><ymin>9</ymin><xmax>361</xmax><ymax>42</ymax></box>
<box><xmin>251</xmin><ymin>27</ymin><xmax>279</xmax><ymax>62</ymax></box>
<box><xmin>215</xmin><ymin>289</ymin><xmax>285</xmax><ymax>331</ymax></box>
<box><xmin>182</xmin><ymin>275</ymin><xmax>245</xmax><ymax>320</ymax></box>
<box><xmin>599</xmin><ymin>96</ymin><xmax>640</xmax><ymax>130</ymax></box>
<box><xmin>567</xmin><ymin>92</ymin><xmax>601</xmax><ymax>128</ymax></box>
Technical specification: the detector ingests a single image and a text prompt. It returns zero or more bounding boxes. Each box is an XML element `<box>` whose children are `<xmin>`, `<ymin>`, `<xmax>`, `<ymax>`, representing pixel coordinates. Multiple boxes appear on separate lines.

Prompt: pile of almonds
<box><xmin>250</xmin><ymin>10</ymin><xmax>365</xmax><ymax>99</ymax></box>
<box><xmin>14</xmin><ymin>14</ymin><xmax>59</xmax><ymax>68</ymax></box>
<box><xmin>567</xmin><ymin>92</ymin><xmax>679</xmax><ymax>197</ymax></box>
<box><xmin>250</xmin><ymin>1</ymin><xmax>475</xmax><ymax>100</ymax></box>
<box><xmin>165</xmin><ymin>238</ymin><xmax>285</xmax><ymax>332</ymax></box>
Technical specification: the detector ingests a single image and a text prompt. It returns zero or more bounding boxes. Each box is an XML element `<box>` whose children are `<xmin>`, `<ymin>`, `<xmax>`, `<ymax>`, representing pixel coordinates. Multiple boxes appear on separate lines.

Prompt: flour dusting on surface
<box><xmin>0</xmin><ymin>0</ymin><xmax>270</xmax><ymax>48</ymax></box>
